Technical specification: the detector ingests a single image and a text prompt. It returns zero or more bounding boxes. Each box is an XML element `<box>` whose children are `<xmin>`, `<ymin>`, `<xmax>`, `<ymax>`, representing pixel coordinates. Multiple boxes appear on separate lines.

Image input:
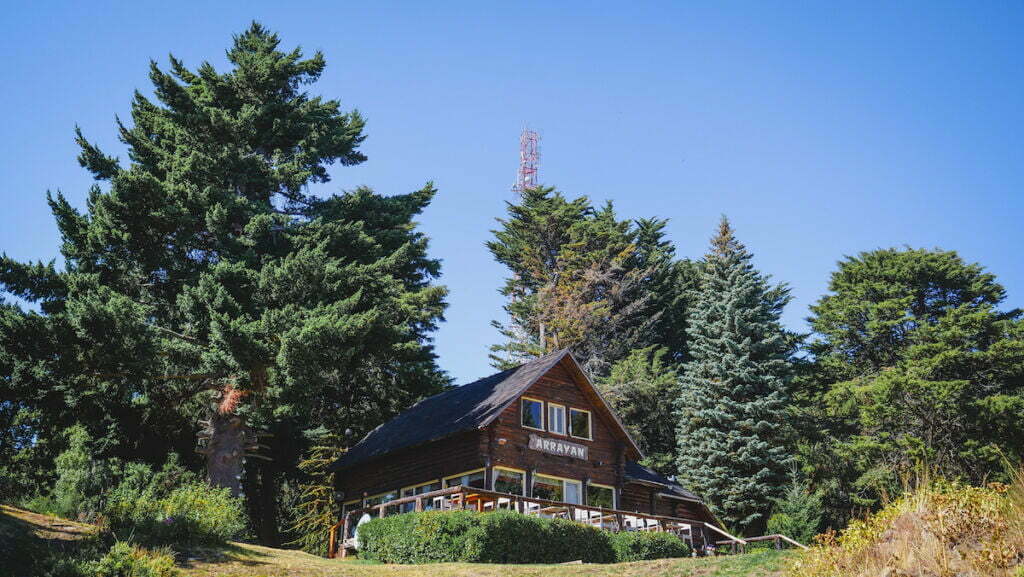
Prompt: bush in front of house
<box><xmin>104</xmin><ymin>481</ymin><xmax>246</xmax><ymax>548</ymax></box>
<box><xmin>462</xmin><ymin>511</ymin><xmax>614</xmax><ymax>564</ymax></box>
<box><xmin>609</xmin><ymin>530</ymin><xmax>691</xmax><ymax>561</ymax></box>
<box><xmin>359</xmin><ymin>510</ymin><xmax>698</xmax><ymax>564</ymax></box>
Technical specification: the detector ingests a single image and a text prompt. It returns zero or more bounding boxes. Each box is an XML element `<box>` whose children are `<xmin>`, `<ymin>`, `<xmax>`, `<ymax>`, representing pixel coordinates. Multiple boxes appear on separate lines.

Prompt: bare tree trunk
<box><xmin>197</xmin><ymin>411</ymin><xmax>256</xmax><ymax>496</ymax></box>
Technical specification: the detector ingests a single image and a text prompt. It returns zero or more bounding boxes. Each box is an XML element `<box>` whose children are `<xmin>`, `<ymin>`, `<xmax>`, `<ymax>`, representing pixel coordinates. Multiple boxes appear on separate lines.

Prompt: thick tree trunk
<box><xmin>197</xmin><ymin>411</ymin><xmax>256</xmax><ymax>496</ymax></box>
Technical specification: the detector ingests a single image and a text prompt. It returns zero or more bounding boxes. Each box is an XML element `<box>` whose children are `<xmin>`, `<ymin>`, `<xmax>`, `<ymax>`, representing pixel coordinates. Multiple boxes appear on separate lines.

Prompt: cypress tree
<box><xmin>487</xmin><ymin>187</ymin><xmax>663</xmax><ymax>377</ymax></box>
<box><xmin>676</xmin><ymin>217</ymin><xmax>794</xmax><ymax>534</ymax></box>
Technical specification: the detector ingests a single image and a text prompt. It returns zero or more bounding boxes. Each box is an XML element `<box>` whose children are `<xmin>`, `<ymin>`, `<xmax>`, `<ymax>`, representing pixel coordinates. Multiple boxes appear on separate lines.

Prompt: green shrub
<box><xmin>464</xmin><ymin>512</ymin><xmax>614</xmax><ymax>563</ymax></box>
<box><xmin>609</xmin><ymin>531</ymin><xmax>691</xmax><ymax>562</ymax></box>
<box><xmin>87</xmin><ymin>542</ymin><xmax>178</xmax><ymax>577</ymax></box>
<box><xmin>358</xmin><ymin>510</ymin><xmax>616</xmax><ymax>564</ymax></box>
<box><xmin>105</xmin><ymin>482</ymin><xmax>245</xmax><ymax>548</ymax></box>
<box><xmin>358</xmin><ymin>510</ymin><xmax>478</xmax><ymax>563</ymax></box>
<box><xmin>766</xmin><ymin>474</ymin><xmax>822</xmax><ymax>545</ymax></box>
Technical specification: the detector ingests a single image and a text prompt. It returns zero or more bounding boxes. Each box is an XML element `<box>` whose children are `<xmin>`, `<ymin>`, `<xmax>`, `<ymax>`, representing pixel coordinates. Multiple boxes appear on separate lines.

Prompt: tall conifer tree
<box><xmin>488</xmin><ymin>187</ymin><xmax>666</xmax><ymax>377</ymax></box>
<box><xmin>676</xmin><ymin>217</ymin><xmax>794</xmax><ymax>534</ymax></box>
<box><xmin>0</xmin><ymin>23</ymin><xmax>448</xmax><ymax>543</ymax></box>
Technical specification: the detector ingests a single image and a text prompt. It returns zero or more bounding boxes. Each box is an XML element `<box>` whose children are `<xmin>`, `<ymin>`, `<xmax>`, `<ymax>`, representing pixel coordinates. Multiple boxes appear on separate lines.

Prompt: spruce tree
<box><xmin>0</xmin><ymin>23</ymin><xmax>448</xmax><ymax>544</ymax></box>
<box><xmin>676</xmin><ymin>217</ymin><xmax>794</xmax><ymax>534</ymax></box>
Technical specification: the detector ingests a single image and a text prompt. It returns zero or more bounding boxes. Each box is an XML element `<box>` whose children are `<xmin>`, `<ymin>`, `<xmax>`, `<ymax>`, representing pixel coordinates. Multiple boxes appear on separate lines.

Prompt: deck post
<box><xmin>614</xmin><ymin>513</ymin><xmax>625</xmax><ymax>532</ymax></box>
<box><xmin>415</xmin><ymin>497</ymin><xmax>423</xmax><ymax>512</ymax></box>
<box><xmin>339</xmin><ymin>513</ymin><xmax>350</xmax><ymax>559</ymax></box>
<box><xmin>378</xmin><ymin>504</ymin><xmax>385</xmax><ymax>519</ymax></box>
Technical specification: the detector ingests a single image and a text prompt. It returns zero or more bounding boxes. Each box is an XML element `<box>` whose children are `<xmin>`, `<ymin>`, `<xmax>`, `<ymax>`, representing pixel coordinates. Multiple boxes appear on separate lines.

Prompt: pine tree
<box><xmin>0</xmin><ymin>23</ymin><xmax>448</xmax><ymax>544</ymax></box>
<box><xmin>676</xmin><ymin>217</ymin><xmax>794</xmax><ymax>534</ymax></box>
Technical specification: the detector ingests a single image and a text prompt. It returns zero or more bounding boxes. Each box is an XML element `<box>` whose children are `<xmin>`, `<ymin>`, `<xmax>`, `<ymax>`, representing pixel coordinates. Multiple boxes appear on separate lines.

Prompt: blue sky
<box><xmin>1</xmin><ymin>1</ymin><xmax>1022</xmax><ymax>384</ymax></box>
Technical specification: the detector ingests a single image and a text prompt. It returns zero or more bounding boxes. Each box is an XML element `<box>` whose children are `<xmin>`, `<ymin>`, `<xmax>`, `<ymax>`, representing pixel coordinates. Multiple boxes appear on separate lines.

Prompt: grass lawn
<box><xmin>179</xmin><ymin>542</ymin><xmax>793</xmax><ymax>577</ymax></box>
<box><xmin>1</xmin><ymin>505</ymin><xmax>794</xmax><ymax>577</ymax></box>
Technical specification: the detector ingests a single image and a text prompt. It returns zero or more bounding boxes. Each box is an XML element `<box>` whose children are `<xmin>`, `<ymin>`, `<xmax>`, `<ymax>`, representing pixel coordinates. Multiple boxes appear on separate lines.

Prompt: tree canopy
<box><xmin>0</xmin><ymin>22</ymin><xmax>448</xmax><ymax>545</ymax></box>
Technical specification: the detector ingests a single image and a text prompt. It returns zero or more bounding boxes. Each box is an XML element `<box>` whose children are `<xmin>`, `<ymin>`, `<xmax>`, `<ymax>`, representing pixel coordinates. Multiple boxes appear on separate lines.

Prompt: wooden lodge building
<box><xmin>327</xmin><ymin>349</ymin><xmax>729</xmax><ymax>556</ymax></box>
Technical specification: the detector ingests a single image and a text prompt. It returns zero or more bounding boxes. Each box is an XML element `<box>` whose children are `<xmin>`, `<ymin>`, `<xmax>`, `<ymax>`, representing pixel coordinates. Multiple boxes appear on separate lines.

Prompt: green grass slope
<box><xmin>1</xmin><ymin>505</ymin><xmax>792</xmax><ymax>577</ymax></box>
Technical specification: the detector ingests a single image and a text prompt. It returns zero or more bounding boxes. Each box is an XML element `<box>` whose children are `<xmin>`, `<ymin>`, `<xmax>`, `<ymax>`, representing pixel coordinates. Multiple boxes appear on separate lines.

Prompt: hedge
<box><xmin>357</xmin><ymin>510</ymin><xmax>689</xmax><ymax>564</ymax></box>
<box><xmin>608</xmin><ymin>530</ymin><xmax>691</xmax><ymax>561</ymax></box>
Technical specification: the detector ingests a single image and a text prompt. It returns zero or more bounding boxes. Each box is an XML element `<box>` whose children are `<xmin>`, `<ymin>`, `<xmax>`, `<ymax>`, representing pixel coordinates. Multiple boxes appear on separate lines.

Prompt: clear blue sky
<box><xmin>2</xmin><ymin>1</ymin><xmax>1022</xmax><ymax>384</ymax></box>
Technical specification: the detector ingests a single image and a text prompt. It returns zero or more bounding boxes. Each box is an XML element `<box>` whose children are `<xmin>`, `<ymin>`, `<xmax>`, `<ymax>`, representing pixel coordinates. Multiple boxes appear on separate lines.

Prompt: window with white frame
<box><xmin>547</xmin><ymin>403</ymin><xmax>566</xmax><ymax>435</ymax></box>
<box><xmin>532</xmin><ymin>474</ymin><xmax>582</xmax><ymax>505</ymax></box>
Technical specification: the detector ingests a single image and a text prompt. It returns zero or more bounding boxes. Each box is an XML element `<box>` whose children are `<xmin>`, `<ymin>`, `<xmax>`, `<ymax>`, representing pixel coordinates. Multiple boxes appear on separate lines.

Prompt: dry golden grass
<box><xmin>787</xmin><ymin>469</ymin><xmax>1024</xmax><ymax>577</ymax></box>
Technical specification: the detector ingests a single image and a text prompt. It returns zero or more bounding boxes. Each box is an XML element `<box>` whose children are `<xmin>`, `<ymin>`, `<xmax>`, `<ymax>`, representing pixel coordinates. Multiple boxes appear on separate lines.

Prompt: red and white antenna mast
<box><xmin>511</xmin><ymin>127</ymin><xmax>540</xmax><ymax>195</ymax></box>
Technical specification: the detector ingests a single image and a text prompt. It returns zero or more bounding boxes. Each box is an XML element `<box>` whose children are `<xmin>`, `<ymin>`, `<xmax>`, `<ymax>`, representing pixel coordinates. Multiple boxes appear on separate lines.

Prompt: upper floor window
<box><xmin>548</xmin><ymin>403</ymin><xmax>566</xmax><ymax>435</ymax></box>
<box><xmin>521</xmin><ymin>397</ymin><xmax>544</xmax><ymax>430</ymax></box>
<box><xmin>569</xmin><ymin>408</ymin><xmax>592</xmax><ymax>440</ymax></box>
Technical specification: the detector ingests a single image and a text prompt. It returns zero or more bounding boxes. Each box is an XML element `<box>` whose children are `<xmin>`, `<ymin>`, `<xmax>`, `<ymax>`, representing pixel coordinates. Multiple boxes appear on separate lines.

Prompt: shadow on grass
<box><xmin>179</xmin><ymin>541</ymin><xmax>276</xmax><ymax>569</ymax></box>
<box><xmin>0</xmin><ymin>508</ymin><xmax>99</xmax><ymax>577</ymax></box>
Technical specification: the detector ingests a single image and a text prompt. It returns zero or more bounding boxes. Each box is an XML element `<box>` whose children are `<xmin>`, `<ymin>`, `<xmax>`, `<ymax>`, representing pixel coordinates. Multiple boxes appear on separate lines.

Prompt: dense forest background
<box><xmin>1</xmin><ymin>25</ymin><xmax>1021</xmax><ymax>548</ymax></box>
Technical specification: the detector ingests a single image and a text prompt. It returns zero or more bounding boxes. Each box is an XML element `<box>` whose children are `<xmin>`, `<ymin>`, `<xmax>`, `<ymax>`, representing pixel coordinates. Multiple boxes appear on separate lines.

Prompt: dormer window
<box><xmin>521</xmin><ymin>397</ymin><xmax>544</xmax><ymax>430</ymax></box>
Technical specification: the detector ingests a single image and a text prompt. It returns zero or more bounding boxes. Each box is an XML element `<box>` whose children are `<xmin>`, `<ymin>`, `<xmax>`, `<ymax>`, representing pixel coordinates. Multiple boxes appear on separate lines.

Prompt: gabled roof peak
<box><xmin>329</xmin><ymin>349</ymin><xmax>574</xmax><ymax>472</ymax></box>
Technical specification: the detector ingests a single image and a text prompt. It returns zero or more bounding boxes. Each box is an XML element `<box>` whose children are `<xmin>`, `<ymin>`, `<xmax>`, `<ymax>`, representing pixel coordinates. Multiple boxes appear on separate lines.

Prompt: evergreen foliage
<box><xmin>800</xmin><ymin>248</ymin><xmax>1024</xmax><ymax>522</ymax></box>
<box><xmin>488</xmin><ymin>187</ymin><xmax>679</xmax><ymax>378</ymax></box>
<box><xmin>599</xmin><ymin>346</ymin><xmax>681</xmax><ymax>474</ymax></box>
<box><xmin>0</xmin><ymin>23</ymin><xmax>448</xmax><ymax>544</ymax></box>
<box><xmin>766</xmin><ymin>472</ymin><xmax>823</xmax><ymax>545</ymax></box>
<box><xmin>286</xmin><ymin>428</ymin><xmax>345</xmax><ymax>555</ymax></box>
<box><xmin>676</xmin><ymin>217</ymin><xmax>795</xmax><ymax>534</ymax></box>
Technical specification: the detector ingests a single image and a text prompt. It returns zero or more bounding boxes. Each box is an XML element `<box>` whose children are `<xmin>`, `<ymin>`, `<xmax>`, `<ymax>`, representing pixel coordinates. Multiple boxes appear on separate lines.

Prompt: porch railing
<box><xmin>327</xmin><ymin>485</ymin><xmax>741</xmax><ymax>558</ymax></box>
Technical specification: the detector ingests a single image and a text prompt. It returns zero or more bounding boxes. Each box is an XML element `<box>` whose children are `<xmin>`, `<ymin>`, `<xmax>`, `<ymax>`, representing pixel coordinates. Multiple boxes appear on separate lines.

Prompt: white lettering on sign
<box><xmin>528</xmin><ymin>434</ymin><xmax>589</xmax><ymax>460</ymax></box>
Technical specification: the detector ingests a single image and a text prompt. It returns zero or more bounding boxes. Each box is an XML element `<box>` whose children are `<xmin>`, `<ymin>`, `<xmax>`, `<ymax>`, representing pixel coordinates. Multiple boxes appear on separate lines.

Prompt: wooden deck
<box><xmin>327</xmin><ymin>485</ymin><xmax>745</xmax><ymax>558</ymax></box>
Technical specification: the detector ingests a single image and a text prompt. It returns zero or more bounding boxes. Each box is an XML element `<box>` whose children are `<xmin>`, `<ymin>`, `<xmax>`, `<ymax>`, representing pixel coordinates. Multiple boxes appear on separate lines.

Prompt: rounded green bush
<box><xmin>358</xmin><ymin>510</ymin><xmax>617</xmax><ymax>564</ymax></box>
<box><xmin>609</xmin><ymin>531</ymin><xmax>691</xmax><ymax>562</ymax></box>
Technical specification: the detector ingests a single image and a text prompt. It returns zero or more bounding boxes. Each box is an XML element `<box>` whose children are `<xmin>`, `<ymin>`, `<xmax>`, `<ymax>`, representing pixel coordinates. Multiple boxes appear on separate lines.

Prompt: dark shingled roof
<box><xmin>624</xmin><ymin>461</ymin><xmax>702</xmax><ymax>502</ymax></box>
<box><xmin>329</xmin><ymin>349</ymin><xmax>571</xmax><ymax>472</ymax></box>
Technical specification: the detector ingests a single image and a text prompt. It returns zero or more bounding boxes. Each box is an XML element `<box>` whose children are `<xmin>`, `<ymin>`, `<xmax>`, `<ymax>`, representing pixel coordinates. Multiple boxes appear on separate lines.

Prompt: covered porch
<box><xmin>327</xmin><ymin>485</ymin><xmax>745</xmax><ymax>558</ymax></box>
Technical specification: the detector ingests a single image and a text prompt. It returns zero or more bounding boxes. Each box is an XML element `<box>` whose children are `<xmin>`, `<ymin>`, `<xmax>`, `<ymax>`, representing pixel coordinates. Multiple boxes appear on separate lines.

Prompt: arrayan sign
<box><xmin>528</xmin><ymin>434</ymin><xmax>588</xmax><ymax>460</ymax></box>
